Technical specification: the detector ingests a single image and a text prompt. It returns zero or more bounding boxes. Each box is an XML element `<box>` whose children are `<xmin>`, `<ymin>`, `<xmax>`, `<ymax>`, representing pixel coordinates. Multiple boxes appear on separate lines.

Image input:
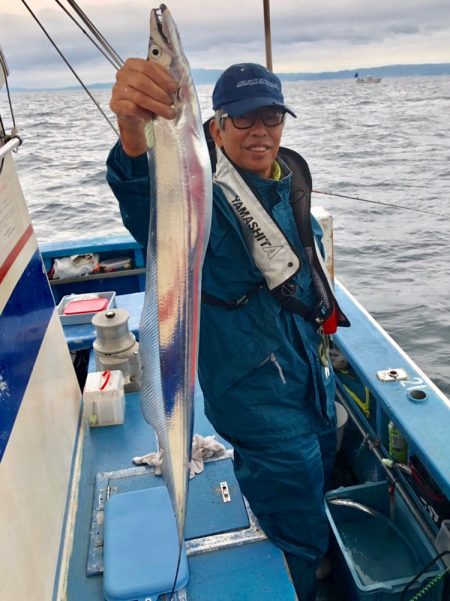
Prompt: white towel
<box><xmin>133</xmin><ymin>434</ymin><xmax>226</xmax><ymax>479</ymax></box>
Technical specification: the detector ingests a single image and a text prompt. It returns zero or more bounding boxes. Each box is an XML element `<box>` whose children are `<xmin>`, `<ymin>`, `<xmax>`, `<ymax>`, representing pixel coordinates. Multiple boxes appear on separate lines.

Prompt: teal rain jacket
<box><xmin>106</xmin><ymin>141</ymin><xmax>336</xmax><ymax>444</ymax></box>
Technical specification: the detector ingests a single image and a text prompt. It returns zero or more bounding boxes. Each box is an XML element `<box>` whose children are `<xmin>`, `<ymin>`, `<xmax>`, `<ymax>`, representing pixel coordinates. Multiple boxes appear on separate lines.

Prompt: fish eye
<box><xmin>149</xmin><ymin>45</ymin><xmax>162</xmax><ymax>58</ymax></box>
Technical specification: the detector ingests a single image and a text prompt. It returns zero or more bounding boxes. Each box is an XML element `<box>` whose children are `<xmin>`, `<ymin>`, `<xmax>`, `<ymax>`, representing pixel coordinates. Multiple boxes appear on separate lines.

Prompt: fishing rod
<box><xmin>19</xmin><ymin>0</ymin><xmax>119</xmax><ymax>135</ymax></box>
<box><xmin>54</xmin><ymin>0</ymin><xmax>122</xmax><ymax>70</ymax></box>
<box><xmin>263</xmin><ymin>0</ymin><xmax>273</xmax><ymax>72</ymax></box>
<box><xmin>64</xmin><ymin>0</ymin><xmax>124</xmax><ymax>69</ymax></box>
<box><xmin>313</xmin><ymin>189</ymin><xmax>442</xmax><ymax>217</ymax></box>
<box><xmin>0</xmin><ymin>49</ymin><xmax>19</xmax><ymax>140</ymax></box>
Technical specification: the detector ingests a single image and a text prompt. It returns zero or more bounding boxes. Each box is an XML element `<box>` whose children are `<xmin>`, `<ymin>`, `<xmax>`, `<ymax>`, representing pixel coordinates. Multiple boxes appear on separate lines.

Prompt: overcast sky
<box><xmin>1</xmin><ymin>0</ymin><xmax>450</xmax><ymax>88</ymax></box>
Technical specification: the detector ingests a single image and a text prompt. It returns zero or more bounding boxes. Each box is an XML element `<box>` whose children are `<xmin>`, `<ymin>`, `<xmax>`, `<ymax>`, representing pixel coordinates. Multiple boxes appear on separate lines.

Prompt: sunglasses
<box><xmin>221</xmin><ymin>108</ymin><xmax>286</xmax><ymax>129</ymax></box>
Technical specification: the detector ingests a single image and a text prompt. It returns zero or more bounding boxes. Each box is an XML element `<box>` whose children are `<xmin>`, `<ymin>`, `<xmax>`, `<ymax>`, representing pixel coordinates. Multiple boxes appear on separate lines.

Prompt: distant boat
<box><xmin>354</xmin><ymin>72</ymin><xmax>382</xmax><ymax>83</ymax></box>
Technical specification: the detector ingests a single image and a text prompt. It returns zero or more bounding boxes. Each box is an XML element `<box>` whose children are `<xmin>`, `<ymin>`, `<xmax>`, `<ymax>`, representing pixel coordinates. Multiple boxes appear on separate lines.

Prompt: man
<box><xmin>107</xmin><ymin>61</ymin><xmax>348</xmax><ymax>601</ymax></box>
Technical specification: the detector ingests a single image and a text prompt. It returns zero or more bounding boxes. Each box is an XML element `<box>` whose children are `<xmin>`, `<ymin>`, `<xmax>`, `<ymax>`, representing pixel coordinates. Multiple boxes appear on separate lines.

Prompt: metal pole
<box><xmin>263</xmin><ymin>0</ymin><xmax>273</xmax><ymax>72</ymax></box>
<box><xmin>0</xmin><ymin>137</ymin><xmax>21</xmax><ymax>161</ymax></box>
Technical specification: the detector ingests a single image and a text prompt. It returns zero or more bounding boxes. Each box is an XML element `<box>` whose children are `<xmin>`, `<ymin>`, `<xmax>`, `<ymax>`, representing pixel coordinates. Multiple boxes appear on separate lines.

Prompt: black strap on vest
<box><xmin>270</xmin><ymin>281</ymin><xmax>327</xmax><ymax>321</ymax></box>
<box><xmin>202</xmin><ymin>281</ymin><xmax>324</xmax><ymax>321</ymax></box>
<box><xmin>280</xmin><ymin>147</ymin><xmax>349</xmax><ymax>328</ymax></box>
<box><xmin>269</xmin><ymin>147</ymin><xmax>322</xmax><ymax>320</ymax></box>
<box><xmin>202</xmin><ymin>282</ymin><xmax>264</xmax><ymax>310</ymax></box>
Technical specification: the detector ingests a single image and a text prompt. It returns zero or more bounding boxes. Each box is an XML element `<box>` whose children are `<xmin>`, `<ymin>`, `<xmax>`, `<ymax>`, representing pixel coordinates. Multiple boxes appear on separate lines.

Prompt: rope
<box><xmin>0</xmin><ymin>57</ymin><xmax>18</xmax><ymax>139</ymax></box>
<box><xmin>20</xmin><ymin>0</ymin><xmax>119</xmax><ymax>136</ymax></box>
<box><xmin>400</xmin><ymin>550</ymin><xmax>450</xmax><ymax>600</ymax></box>
<box><xmin>313</xmin><ymin>189</ymin><xmax>442</xmax><ymax>217</ymax></box>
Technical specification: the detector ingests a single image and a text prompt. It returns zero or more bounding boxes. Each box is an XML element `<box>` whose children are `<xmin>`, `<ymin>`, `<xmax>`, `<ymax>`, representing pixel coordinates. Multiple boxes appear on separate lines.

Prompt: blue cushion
<box><xmin>103</xmin><ymin>486</ymin><xmax>189</xmax><ymax>601</ymax></box>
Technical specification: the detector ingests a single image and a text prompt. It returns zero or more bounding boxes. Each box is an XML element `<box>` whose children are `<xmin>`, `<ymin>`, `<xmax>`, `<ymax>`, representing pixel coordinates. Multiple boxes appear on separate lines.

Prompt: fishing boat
<box><xmin>1</xmin><ymin>7</ymin><xmax>450</xmax><ymax>601</ymax></box>
<box><xmin>354</xmin><ymin>73</ymin><xmax>382</xmax><ymax>83</ymax></box>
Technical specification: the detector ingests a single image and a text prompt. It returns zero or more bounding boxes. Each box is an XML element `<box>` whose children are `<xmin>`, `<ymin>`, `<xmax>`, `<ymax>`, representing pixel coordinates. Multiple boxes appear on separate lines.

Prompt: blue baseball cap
<box><xmin>212</xmin><ymin>63</ymin><xmax>297</xmax><ymax>118</ymax></box>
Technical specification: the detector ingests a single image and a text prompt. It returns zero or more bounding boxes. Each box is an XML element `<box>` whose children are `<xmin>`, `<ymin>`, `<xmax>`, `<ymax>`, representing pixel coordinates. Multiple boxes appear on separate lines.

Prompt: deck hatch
<box><xmin>87</xmin><ymin>456</ymin><xmax>259</xmax><ymax>576</ymax></box>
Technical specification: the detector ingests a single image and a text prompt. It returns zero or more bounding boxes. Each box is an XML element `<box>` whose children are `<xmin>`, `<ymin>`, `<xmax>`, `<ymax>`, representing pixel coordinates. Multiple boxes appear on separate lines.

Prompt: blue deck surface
<box><xmin>66</xmin><ymin>389</ymin><xmax>297</xmax><ymax>600</ymax></box>
<box><xmin>65</xmin><ymin>295</ymin><xmax>298</xmax><ymax>600</ymax></box>
<box><xmin>103</xmin><ymin>486</ymin><xmax>189</xmax><ymax>600</ymax></box>
<box><xmin>63</xmin><ymin>283</ymin><xmax>450</xmax><ymax>600</ymax></box>
<box><xmin>334</xmin><ymin>280</ymin><xmax>450</xmax><ymax>499</ymax></box>
<box><xmin>187</xmin><ymin>542</ymin><xmax>298</xmax><ymax>600</ymax></box>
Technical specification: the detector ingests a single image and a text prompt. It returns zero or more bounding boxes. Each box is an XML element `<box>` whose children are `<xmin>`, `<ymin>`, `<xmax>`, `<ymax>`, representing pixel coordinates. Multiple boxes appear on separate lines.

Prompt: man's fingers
<box><xmin>111</xmin><ymin>58</ymin><xmax>178</xmax><ymax>121</ymax></box>
<box><xmin>119</xmin><ymin>57</ymin><xmax>178</xmax><ymax>104</ymax></box>
<box><xmin>123</xmin><ymin>58</ymin><xmax>178</xmax><ymax>95</ymax></box>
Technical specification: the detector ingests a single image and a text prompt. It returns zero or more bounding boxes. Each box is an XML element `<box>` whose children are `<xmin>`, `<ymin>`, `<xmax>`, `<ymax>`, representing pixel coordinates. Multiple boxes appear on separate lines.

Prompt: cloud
<box><xmin>1</xmin><ymin>0</ymin><xmax>450</xmax><ymax>88</ymax></box>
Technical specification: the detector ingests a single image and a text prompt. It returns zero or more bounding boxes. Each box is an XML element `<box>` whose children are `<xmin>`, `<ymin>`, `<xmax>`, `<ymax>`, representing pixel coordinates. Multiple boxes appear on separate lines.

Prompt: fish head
<box><xmin>148</xmin><ymin>4</ymin><xmax>188</xmax><ymax>79</ymax></box>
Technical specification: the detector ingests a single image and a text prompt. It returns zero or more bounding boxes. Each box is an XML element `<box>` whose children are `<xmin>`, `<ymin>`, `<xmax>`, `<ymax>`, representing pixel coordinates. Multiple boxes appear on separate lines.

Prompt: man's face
<box><xmin>210</xmin><ymin>108</ymin><xmax>284</xmax><ymax>179</ymax></box>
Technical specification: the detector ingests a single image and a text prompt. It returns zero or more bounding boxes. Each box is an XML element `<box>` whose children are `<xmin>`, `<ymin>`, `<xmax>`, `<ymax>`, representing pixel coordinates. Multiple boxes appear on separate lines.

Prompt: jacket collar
<box><xmin>241</xmin><ymin>159</ymin><xmax>292</xmax><ymax>211</ymax></box>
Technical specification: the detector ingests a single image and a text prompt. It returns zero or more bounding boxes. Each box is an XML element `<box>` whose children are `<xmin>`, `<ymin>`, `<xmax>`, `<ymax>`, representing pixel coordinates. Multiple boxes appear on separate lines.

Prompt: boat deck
<box><xmin>64</xmin><ymin>292</ymin><xmax>302</xmax><ymax>599</ymax></box>
<box><xmin>60</xmin><ymin>287</ymin><xmax>449</xmax><ymax>600</ymax></box>
<box><xmin>62</xmin><ymin>290</ymin><xmax>349</xmax><ymax>600</ymax></box>
<box><xmin>67</xmin><ymin>389</ymin><xmax>347</xmax><ymax>600</ymax></box>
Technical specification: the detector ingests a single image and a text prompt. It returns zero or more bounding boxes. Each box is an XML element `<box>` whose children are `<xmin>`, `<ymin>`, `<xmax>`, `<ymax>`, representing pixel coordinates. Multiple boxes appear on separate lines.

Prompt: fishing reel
<box><xmin>92</xmin><ymin>308</ymin><xmax>141</xmax><ymax>392</ymax></box>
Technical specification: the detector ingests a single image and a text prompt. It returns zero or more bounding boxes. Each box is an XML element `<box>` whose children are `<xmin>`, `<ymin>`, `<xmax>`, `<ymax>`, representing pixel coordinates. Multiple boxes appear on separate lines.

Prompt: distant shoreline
<box><xmin>8</xmin><ymin>62</ymin><xmax>450</xmax><ymax>92</ymax></box>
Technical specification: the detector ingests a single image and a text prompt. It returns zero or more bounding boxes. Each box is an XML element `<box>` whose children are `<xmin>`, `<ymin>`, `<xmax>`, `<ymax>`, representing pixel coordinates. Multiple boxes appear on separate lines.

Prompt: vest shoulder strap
<box><xmin>278</xmin><ymin>146</ymin><xmax>350</xmax><ymax>330</ymax></box>
<box><xmin>200</xmin><ymin>122</ymin><xmax>350</xmax><ymax>330</ymax></box>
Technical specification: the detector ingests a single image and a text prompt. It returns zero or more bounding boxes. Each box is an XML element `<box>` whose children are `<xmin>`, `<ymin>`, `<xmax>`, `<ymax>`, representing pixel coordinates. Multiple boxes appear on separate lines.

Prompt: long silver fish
<box><xmin>328</xmin><ymin>498</ymin><xmax>381</xmax><ymax>518</ymax></box>
<box><xmin>138</xmin><ymin>3</ymin><xmax>212</xmax><ymax>541</ymax></box>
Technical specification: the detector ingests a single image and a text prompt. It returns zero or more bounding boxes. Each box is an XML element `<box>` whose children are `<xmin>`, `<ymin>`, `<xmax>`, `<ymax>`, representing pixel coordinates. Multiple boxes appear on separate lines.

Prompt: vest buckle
<box><xmin>231</xmin><ymin>294</ymin><xmax>249</xmax><ymax>308</ymax></box>
<box><xmin>314</xmin><ymin>301</ymin><xmax>327</xmax><ymax>324</ymax></box>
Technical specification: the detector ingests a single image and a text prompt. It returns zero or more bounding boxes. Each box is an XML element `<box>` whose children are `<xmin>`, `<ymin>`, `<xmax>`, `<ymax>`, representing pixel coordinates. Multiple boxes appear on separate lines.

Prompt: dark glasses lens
<box><xmin>224</xmin><ymin>109</ymin><xmax>285</xmax><ymax>129</ymax></box>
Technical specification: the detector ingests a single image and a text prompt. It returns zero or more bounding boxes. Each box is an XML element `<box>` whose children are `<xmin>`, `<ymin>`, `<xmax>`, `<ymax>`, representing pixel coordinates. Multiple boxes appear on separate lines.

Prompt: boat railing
<box><xmin>0</xmin><ymin>136</ymin><xmax>21</xmax><ymax>159</ymax></box>
<box><xmin>40</xmin><ymin>234</ymin><xmax>147</xmax><ymax>303</ymax></box>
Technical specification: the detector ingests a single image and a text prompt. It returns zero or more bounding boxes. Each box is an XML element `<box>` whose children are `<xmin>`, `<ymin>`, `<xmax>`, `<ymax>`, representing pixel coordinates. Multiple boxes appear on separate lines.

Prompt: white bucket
<box><xmin>335</xmin><ymin>401</ymin><xmax>348</xmax><ymax>452</ymax></box>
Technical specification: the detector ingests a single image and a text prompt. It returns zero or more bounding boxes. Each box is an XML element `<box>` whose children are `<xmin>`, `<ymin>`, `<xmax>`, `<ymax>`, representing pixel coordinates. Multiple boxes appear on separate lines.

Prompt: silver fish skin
<box><xmin>328</xmin><ymin>498</ymin><xmax>381</xmax><ymax>518</ymax></box>
<box><xmin>139</xmin><ymin>3</ymin><xmax>212</xmax><ymax>541</ymax></box>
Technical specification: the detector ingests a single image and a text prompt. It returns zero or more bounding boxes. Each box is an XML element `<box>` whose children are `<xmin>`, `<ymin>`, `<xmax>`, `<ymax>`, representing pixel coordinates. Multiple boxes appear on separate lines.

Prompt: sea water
<box><xmin>1</xmin><ymin>75</ymin><xmax>450</xmax><ymax>396</ymax></box>
<box><xmin>338</xmin><ymin>514</ymin><xmax>422</xmax><ymax>586</ymax></box>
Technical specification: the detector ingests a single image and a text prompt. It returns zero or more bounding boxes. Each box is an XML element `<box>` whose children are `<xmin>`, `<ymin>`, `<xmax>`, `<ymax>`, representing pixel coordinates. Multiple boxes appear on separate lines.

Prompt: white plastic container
<box><xmin>83</xmin><ymin>370</ymin><xmax>125</xmax><ymax>427</ymax></box>
<box><xmin>99</xmin><ymin>256</ymin><xmax>133</xmax><ymax>272</ymax></box>
<box><xmin>335</xmin><ymin>401</ymin><xmax>348</xmax><ymax>452</ymax></box>
<box><xmin>57</xmin><ymin>291</ymin><xmax>116</xmax><ymax>325</ymax></box>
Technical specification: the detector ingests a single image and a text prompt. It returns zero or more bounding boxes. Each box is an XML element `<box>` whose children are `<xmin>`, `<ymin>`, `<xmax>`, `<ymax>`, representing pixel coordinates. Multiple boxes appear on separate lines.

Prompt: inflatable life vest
<box><xmin>201</xmin><ymin>121</ymin><xmax>350</xmax><ymax>334</ymax></box>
